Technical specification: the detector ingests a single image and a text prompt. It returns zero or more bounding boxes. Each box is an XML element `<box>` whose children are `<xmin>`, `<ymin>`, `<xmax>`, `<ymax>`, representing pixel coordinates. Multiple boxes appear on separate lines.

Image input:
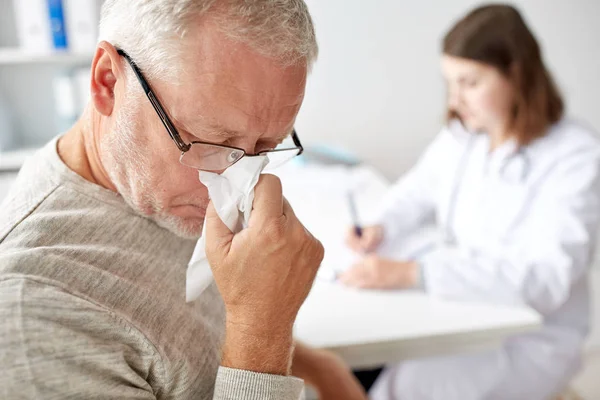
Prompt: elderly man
<box><xmin>0</xmin><ymin>1</ymin><xmax>367</xmax><ymax>399</ymax></box>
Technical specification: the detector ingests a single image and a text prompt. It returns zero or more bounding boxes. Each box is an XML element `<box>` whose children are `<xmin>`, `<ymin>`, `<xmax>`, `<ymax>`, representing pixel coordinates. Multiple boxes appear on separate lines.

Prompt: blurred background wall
<box><xmin>1</xmin><ymin>0</ymin><xmax>598</xmax><ymax>179</ymax></box>
<box><xmin>296</xmin><ymin>0</ymin><xmax>600</xmax><ymax>178</ymax></box>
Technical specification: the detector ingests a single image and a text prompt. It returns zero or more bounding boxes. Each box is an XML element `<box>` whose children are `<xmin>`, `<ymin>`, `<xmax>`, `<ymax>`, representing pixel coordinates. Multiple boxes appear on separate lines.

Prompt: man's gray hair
<box><xmin>98</xmin><ymin>0</ymin><xmax>318</xmax><ymax>82</ymax></box>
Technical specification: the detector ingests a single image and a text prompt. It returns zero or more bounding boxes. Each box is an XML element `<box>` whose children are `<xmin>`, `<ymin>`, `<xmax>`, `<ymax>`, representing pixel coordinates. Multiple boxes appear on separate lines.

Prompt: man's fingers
<box><xmin>282</xmin><ymin>197</ymin><xmax>296</xmax><ymax>220</ymax></box>
<box><xmin>252</xmin><ymin>174</ymin><xmax>284</xmax><ymax>220</ymax></box>
<box><xmin>283</xmin><ymin>197</ymin><xmax>316</xmax><ymax>240</ymax></box>
<box><xmin>204</xmin><ymin>200</ymin><xmax>234</xmax><ymax>254</ymax></box>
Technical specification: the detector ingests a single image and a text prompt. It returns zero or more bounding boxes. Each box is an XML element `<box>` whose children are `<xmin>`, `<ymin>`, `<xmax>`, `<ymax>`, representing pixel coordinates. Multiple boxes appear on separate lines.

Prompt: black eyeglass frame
<box><xmin>116</xmin><ymin>48</ymin><xmax>304</xmax><ymax>170</ymax></box>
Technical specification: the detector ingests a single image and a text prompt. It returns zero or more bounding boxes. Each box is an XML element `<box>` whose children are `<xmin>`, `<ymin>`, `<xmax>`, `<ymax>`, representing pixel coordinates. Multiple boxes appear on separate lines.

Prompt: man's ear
<box><xmin>90</xmin><ymin>41</ymin><xmax>125</xmax><ymax>117</ymax></box>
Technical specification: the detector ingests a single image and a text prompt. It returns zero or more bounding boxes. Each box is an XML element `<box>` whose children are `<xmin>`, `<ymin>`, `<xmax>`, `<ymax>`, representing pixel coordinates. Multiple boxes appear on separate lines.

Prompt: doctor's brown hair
<box><xmin>443</xmin><ymin>4</ymin><xmax>564</xmax><ymax>146</ymax></box>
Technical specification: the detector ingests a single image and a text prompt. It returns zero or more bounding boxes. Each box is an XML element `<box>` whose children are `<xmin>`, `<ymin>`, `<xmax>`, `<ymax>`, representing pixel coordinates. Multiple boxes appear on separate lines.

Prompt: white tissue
<box><xmin>186</xmin><ymin>156</ymin><xmax>268</xmax><ymax>302</ymax></box>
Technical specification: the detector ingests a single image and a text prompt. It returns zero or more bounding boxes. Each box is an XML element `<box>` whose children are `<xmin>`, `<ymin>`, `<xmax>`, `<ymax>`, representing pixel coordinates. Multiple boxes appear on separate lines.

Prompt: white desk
<box><xmin>278</xmin><ymin>163</ymin><xmax>541</xmax><ymax>370</ymax></box>
<box><xmin>294</xmin><ymin>281</ymin><xmax>541</xmax><ymax>370</ymax></box>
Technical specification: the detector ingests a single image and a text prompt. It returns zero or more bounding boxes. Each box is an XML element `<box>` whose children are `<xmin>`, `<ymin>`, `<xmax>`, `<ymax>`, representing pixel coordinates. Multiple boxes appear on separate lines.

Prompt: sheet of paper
<box><xmin>276</xmin><ymin>163</ymin><xmax>440</xmax><ymax>282</ymax></box>
<box><xmin>276</xmin><ymin>164</ymin><xmax>383</xmax><ymax>280</ymax></box>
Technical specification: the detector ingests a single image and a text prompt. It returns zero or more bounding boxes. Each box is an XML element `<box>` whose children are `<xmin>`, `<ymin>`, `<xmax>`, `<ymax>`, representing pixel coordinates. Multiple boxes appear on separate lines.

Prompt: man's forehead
<box><xmin>180</xmin><ymin>23</ymin><xmax>308</xmax><ymax>90</ymax></box>
<box><xmin>171</xmin><ymin>111</ymin><xmax>294</xmax><ymax>142</ymax></box>
<box><xmin>179</xmin><ymin>61</ymin><xmax>307</xmax><ymax>100</ymax></box>
<box><xmin>168</xmin><ymin>73</ymin><xmax>304</xmax><ymax>141</ymax></box>
<box><xmin>163</xmin><ymin>26</ymin><xmax>306</xmax><ymax>141</ymax></box>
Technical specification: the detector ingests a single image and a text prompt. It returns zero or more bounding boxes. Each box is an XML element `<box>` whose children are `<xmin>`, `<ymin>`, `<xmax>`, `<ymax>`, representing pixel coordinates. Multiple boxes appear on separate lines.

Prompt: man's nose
<box><xmin>227</xmin><ymin>138</ymin><xmax>258</xmax><ymax>157</ymax></box>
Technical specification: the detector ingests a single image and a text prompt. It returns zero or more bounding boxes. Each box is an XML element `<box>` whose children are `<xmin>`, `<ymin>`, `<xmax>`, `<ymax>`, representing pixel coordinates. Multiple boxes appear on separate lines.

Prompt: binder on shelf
<box><xmin>12</xmin><ymin>0</ymin><xmax>53</xmax><ymax>53</ymax></box>
<box><xmin>64</xmin><ymin>0</ymin><xmax>99</xmax><ymax>54</ymax></box>
<box><xmin>47</xmin><ymin>0</ymin><xmax>69</xmax><ymax>50</ymax></box>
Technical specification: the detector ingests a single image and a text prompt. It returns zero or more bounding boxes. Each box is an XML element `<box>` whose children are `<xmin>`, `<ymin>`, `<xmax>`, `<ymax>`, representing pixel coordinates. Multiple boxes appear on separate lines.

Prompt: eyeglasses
<box><xmin>116</xmin><ymin>48</ymin><xmax>304</xmax><ymax>172</ymax></box>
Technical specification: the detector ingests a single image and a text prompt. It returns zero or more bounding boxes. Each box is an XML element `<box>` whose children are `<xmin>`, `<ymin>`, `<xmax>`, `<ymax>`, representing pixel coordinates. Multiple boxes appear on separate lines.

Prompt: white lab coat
<box><xmin>369</xmin><ymin>119</ymin><xmax>600</xmax><ymax>400</ymax></box>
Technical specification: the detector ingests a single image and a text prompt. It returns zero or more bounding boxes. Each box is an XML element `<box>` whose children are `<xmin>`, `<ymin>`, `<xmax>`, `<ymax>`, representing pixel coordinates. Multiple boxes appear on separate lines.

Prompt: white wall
<box><xmin>296</xmin><ymin>0</ymin><xmax>600</xmax><ymax>179</ymax></box>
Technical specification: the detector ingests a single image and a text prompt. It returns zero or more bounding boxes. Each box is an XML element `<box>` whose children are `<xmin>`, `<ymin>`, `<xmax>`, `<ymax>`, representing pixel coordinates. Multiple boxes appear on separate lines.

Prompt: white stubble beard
<box><xmin>101</xmin><ymin>91</ymin><xmax>204</xmax><ymax>240</ymax></box>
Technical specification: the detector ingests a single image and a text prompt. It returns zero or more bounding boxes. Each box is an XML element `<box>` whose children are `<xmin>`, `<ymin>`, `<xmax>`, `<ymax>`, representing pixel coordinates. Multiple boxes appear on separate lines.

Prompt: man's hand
<box><xmin>292</xmin><ymin>343</ymin><xmax>367</xmax><ymax>400</ymax></box>
<box><xmin>339</xmin><ymin>255</ymin><xmax>419</xmax><ymax>290</ymax></box>
<box><xmin>205</xmin><ymin>174</ymin><xmax>324</xmax><ymax>375</ymax></box>
<box><xmin>346</xmin><ymin>225</ymin><xmax>384</xmax><ymax>253</ymax></box>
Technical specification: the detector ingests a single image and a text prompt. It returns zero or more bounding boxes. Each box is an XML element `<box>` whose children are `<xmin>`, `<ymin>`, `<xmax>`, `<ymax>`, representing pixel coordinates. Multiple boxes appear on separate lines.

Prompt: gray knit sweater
<box><xmin>0</xmin><ymin>138</ymin><xmax>304</xmax><ymax>399</ymax></box>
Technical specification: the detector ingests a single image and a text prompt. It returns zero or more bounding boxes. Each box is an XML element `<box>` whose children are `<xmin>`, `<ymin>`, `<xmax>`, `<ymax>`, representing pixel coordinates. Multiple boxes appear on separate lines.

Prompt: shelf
<box><xmin>0</xmin><ymin>147</ymin><xmax>39</xmax><ymax>172</ymax></box>
<box><xmin>0</xmin><ymin>48</ymin><xmax>93</xmax><ymax>66</ymax></box>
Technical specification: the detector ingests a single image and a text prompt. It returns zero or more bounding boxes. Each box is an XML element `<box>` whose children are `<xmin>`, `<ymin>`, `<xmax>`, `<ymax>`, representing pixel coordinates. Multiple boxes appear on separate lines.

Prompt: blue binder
<box><xmin>47</xmin><ymin>0</ymin><xmax>68</xmax><ymax>50</ymax></box>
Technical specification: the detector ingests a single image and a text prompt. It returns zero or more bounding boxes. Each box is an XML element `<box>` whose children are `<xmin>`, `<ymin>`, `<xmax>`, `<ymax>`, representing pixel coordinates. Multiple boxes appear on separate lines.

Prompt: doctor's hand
<box><xmin>346</xmin><ymin>225</ymin><xmax>384</xmax><ymax>253</ymax></box>
<box><xmin>339</xmin><ymin>255</ymin><xmax>419</xmax><ymax>290</ymax></box>
<box><xmin>292</xmin><ymin>344</ymin><xmax>367</xmax><ymax>400</ymax></box>
<box><xmin>205</xmin><ymin>174</ymin><xmax>324</xmax><ymax>375</ymax></box>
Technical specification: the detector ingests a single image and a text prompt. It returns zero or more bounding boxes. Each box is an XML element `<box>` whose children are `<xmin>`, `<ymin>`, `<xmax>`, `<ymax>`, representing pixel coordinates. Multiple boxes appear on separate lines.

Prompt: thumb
<box><xmin>204</xmin><ymin>200</ymin><xmax>234</xmax><ymax>256</ymax></box>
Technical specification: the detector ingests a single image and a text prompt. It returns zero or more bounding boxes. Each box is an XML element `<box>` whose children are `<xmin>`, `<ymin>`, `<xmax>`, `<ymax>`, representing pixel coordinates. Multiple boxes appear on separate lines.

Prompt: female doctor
<box><xmin>342</xmin><ymin>4</ymin><xmax>600</xmax><ymax>400</ymax></box>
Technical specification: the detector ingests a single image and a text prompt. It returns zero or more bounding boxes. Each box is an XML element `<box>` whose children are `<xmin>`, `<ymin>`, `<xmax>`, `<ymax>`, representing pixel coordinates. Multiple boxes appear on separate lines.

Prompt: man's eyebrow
<box><xmin>171</xmin><ymin>113</ymin><xmax>242</xmax><ymax>139</ymax></box>
<box><xmin>203</xmin><ymin>123</ymin><xmax>244</xmax><ymax>139</ymax></box>
<box><xmin>173</xmin><ymin>114</ymin><xmax>294</xmax><ymax>142</ymax></box>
